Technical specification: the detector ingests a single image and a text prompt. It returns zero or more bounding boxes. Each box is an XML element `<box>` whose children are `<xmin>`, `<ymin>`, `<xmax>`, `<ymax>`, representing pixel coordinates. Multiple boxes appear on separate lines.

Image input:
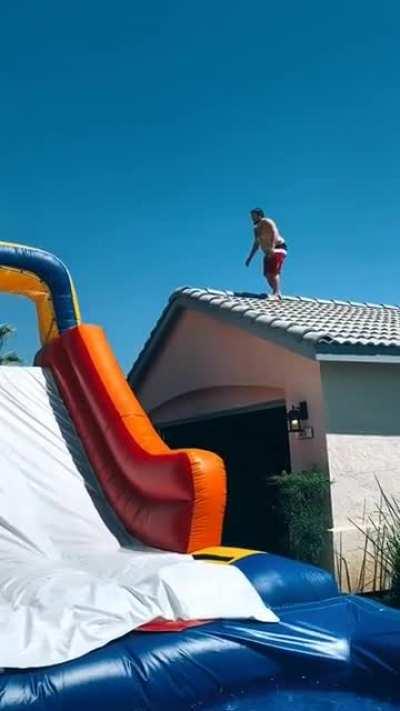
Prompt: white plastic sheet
<box><xmin>0</xmin><ymin>368</ymin><xmax>277</xmax><ymax>668</ymax></box>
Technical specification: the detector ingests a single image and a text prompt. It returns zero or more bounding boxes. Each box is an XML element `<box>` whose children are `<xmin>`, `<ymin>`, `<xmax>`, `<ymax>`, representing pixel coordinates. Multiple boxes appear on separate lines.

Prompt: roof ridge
<box><xmin>171</xmin><ymin>287</ymin><xmax>400</xmax><ymax>311</ymax></box>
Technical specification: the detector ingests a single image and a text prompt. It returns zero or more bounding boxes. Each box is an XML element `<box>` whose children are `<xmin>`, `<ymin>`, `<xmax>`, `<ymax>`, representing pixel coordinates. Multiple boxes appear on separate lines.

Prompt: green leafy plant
<box><xmin>0</xmin><ymin>324</ymin><xmax>22</xmax><ymax>365</ymax></box>
<box><xmin>269</xmin><ymin>470</ymin><xmax>331</xmax><ymax>566</ymax></box>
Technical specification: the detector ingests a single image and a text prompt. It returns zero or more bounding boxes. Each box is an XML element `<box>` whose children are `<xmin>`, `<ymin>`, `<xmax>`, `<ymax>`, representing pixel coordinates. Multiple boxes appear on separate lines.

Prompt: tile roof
<box><xmin>128</xmin><ymin>288</ymin><xmax>400</xmax><ymax>384</ymax></box>
<box><xmin>174</xmin><ymin>288</ymin><xmax>400</xmax><ymax>348</ymax></box>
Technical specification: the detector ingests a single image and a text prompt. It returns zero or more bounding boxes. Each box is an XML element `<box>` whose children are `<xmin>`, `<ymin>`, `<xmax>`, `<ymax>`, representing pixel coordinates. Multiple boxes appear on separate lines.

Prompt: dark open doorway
<box><xmin>159</xmin><ymin>405</ymin><xmax>291</xmax><ymax>552</ymax></box>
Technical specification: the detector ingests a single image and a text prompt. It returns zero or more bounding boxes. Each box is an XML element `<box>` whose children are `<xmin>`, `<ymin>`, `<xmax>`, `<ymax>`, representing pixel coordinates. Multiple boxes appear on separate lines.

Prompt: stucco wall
<box><xmin>150</xmin><ymin>385</ymin><xmax>284</xmax><ymax>423</ymax></box>
<box><xmin>321</xmin><ymin>362</ymin><xmax>400</xmax><ymax>589</ymax></box>
<box><xmin>132</xmin><ymin>311</ymin><xmax>400</xmax><ymax>589</ymax></box>
<box><xmin>136</xmin><ymin>309</ymin><xmax>329</xmax><ymax>473</ymax></box>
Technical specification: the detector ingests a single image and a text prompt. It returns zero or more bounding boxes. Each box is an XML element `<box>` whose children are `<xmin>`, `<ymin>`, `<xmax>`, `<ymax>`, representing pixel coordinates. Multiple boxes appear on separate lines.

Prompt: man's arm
<box><xmin>245</xmin><ymin>238</ymin><xmax>259</xmax><ymax>267</ymax></box>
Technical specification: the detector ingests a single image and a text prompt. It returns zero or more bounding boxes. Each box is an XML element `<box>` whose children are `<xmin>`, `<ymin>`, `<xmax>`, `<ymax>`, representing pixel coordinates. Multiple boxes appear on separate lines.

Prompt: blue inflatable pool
<box><xmin>1</xmin><ymin>553</ymin><xmax>400</xmax><ymax>710</ymax></box>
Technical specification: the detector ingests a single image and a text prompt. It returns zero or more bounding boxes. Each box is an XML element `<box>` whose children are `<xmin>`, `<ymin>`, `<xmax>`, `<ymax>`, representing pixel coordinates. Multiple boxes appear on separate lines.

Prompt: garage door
<box><xmin>159</xmin><ymin>406</ymin><xmax>291</xmax><ymax>553</ymax></box>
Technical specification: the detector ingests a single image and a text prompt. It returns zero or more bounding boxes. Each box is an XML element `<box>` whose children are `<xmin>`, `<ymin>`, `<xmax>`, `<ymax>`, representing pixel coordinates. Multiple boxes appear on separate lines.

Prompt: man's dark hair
<box><xmin>251</xmin><ymin>207</ymin><xmax>264</xmax><ymax>217</ymax></box>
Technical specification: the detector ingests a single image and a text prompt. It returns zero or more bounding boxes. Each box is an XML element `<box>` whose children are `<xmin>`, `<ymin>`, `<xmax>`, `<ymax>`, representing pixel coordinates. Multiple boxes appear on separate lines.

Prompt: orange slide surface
<box><xmin>38</xmin><ymin>324</ymin><xmax>227</xmax><ymax>553</ymax></box>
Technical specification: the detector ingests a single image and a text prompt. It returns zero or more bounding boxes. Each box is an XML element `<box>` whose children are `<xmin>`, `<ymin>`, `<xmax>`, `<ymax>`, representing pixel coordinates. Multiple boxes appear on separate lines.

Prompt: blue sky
<box><xmin>0</xmin><ymin>1</ymin><xmax>399</xmax><ymax>370</ymax></box>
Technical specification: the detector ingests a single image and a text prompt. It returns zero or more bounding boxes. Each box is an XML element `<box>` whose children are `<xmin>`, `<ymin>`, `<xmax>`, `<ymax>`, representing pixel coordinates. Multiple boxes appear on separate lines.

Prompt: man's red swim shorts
<box><xmin>263</xmin><ymin>250</ymin><xmax>286</xmax><ymax>278</ymax></box>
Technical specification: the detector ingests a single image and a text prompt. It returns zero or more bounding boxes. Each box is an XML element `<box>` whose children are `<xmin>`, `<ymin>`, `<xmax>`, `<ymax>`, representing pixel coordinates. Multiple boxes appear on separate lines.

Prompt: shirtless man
<box><xmin>245</xmin><ymin>208</ymin><xmax>287</xmax><ymax>299</ymax></box>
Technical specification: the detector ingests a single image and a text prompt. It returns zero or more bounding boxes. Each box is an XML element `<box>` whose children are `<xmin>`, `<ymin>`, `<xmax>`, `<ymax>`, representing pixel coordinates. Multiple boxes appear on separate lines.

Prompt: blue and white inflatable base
<box><xmin>2</xmin><ymin>553</ymin><xmax>400</xmax><ymax>711</ymax></box>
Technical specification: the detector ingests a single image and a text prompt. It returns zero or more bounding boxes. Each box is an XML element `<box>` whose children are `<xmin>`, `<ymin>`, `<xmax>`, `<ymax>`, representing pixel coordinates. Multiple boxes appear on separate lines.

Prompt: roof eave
<box><xmin>127</xmin><ymin>299</ymin><xmax>184</xmax><ymax>387</ymax></box>
<box><xmin>128</xmin><ymin>291</ymin><xmax>317</xmax><ymax>389</ymax></box>
<box><xmin>173</xmin><ymin>291</ymin><xmax>316</xmax><ymax>360</ymax></box>
<box><xmin>316</xmin><ymin>344</ymin><xmax>400</xmax><ymax>364</ymax></box>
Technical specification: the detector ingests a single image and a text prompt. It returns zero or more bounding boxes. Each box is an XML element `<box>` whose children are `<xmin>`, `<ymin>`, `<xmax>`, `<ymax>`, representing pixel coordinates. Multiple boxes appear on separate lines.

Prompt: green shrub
<box><xmin>269</xmin><ymin>470</ymin><xmax>331</xmax><ymax>566</ymax></box>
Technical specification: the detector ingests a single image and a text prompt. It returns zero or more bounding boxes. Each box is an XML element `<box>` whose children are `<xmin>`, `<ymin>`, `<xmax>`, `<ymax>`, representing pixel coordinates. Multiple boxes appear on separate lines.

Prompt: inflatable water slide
<box><xmin>1</xmin><ymin>242</ymin><xmax>400</xmax><ymax>710</ymax></box>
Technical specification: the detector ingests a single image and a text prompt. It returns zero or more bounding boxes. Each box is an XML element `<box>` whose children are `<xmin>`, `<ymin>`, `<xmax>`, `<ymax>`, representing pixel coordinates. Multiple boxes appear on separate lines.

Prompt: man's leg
<box><xmin>267</xmin><ymin>252</ymin><xmax>285</xmax><ymax>299</ymax></box>
<box><xmin>266</xmin><ymin>253</ymin><xmax>281</xmax><ymax>298</ymax></box>
<box><xmin>267</xmin><ymin>273</ymin><xmax>281</xmax><ymax>298</ymax></box>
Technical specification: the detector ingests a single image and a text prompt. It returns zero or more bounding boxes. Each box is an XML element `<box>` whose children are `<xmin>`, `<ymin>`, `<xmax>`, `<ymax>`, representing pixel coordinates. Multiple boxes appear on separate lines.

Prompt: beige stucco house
<box><xmin>128</xmin><ymin>288</ymin><xmax>400</xmax><ymax>588</ymax></box>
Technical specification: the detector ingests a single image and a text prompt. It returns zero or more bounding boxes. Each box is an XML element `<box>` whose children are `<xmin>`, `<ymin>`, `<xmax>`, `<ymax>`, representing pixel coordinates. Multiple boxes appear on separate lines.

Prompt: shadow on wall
<box><xmin>321</xmin><ymin>362</ymin><xmax>400</xmax><ymax>437</ymax></box>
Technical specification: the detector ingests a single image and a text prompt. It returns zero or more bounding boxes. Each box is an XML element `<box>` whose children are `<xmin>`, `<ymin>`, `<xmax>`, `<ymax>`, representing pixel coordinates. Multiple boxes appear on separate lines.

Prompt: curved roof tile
<box><xmin>171</xmin><ymin>288</ymin><xmax>400</xmax><ymax>349</ymax></box>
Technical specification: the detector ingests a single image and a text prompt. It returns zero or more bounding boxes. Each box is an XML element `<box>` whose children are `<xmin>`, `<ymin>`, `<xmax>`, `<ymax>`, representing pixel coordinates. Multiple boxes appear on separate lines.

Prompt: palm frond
<box><xmin>0</xmin><ymin>352</ymin><xmax>23</xmax><ymax>365</ymax></box>
<box><xmin>0</xmin><ymin>324</ymin><xmax>22</xmax><ymax>365</ymax></box>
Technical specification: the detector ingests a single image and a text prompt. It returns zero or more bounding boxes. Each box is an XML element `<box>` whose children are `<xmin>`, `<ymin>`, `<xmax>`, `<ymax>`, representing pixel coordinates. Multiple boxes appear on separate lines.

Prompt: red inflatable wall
<box><xmin>38</xmin><ymin>325</ymin><xmax>226</xmax><ymax>553</ymax></box>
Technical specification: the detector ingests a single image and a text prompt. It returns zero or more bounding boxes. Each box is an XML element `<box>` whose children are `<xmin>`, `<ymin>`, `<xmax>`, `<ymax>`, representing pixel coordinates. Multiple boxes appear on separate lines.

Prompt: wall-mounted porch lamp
<box><xmin>287</xmin><ymin>401</ymin><xmax>310</xmax><ymax>434</ymax></box>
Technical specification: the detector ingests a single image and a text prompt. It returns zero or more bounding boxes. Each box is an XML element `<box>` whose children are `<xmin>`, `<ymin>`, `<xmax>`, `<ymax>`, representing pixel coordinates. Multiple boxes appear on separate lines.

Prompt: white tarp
<box><xmin>0</xmin><ymin>367</ymin><xmax>277</xmax><ymax>669</ymax></box>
